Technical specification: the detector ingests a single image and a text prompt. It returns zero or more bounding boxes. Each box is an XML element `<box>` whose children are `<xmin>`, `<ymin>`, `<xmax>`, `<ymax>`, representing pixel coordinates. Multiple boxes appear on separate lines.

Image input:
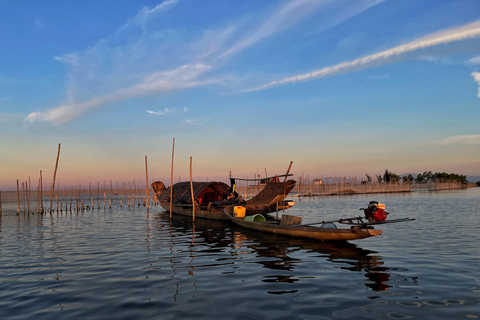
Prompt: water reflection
<box><xmin>155</xmin><ymin>212</ymin><xmax>392</xmax><ymax>292</ymax></box>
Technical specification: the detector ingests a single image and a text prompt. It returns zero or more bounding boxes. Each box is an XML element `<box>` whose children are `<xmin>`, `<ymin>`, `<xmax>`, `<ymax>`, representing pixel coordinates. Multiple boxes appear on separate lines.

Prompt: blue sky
<box><xmin>1</xmin><ymin>0</ymin><xmax>480</xmax><ymax>189</ymax></box>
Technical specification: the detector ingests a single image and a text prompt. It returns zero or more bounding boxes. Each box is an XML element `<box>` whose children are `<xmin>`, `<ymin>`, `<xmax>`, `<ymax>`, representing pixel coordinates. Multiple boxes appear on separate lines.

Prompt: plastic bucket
<box><xmin>244</xmin><ymin>214</ymin><xmax>266</xmax><ymax>222</ymax></box>
<box><xmin>233</xmin><ymin>206</ymin><xmax>246</xmax><ymax>218</ymax></box>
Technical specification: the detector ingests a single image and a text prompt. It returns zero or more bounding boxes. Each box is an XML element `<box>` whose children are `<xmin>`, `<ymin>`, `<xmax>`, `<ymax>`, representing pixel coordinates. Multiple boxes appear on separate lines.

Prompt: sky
<box><xmin>1</xmin><ymin>0</ymin><xmax>480</xmax><ymax>189</ymax></box>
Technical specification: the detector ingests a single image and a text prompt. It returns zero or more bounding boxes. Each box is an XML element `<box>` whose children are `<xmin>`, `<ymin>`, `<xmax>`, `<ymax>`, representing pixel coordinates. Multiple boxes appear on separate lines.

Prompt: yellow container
<box><xmin>377</xmin><ymin>203</ymin><xmax>386</xmax><ymax>210</ymax></box>
<box><xmin>233</xmin><ymin>206</ymin><xmax>246</xmax><ymax>218</ymax></box>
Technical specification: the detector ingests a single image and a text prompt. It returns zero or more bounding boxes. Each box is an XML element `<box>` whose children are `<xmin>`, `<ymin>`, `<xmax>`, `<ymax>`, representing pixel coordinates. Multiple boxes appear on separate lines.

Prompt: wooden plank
<box><xmin>280</xmin><ymin>214</ymin><xmax>302</xmax><ymax>226</ymax></box>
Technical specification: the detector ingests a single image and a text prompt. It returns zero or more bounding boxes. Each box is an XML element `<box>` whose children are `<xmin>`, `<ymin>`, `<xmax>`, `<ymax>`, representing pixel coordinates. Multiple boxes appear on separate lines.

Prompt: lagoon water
<box><xmin>1</xmin><ymin>188</ymin><xmax>479</xmax><ymax>319</ymax></box>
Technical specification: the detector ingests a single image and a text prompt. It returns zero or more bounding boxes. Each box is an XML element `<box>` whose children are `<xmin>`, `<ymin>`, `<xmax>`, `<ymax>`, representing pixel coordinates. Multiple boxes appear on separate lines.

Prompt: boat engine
<box><xmin>361</xmin><ymin>201</ymin><xmax>388</xmax><ymax>222</ymax></box>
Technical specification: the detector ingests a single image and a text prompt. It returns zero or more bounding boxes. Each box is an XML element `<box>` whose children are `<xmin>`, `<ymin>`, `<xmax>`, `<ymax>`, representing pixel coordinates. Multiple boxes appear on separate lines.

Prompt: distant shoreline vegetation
<box><xmin>366</xmin><ymin>170</ymin><xmax>470</xmax><ymax>185</ymax></box>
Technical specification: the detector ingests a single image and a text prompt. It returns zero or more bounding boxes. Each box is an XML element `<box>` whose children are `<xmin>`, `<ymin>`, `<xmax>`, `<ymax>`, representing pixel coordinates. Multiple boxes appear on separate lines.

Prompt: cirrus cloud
<box><xmin>245</xmin><ymin>19</ymin><xmax>480</xmax><ymax>92</ymax></box>
<box><xmin>437</xmin><ymin>135</ymin><xmax>480</xmax><ymax>145</ymax></box>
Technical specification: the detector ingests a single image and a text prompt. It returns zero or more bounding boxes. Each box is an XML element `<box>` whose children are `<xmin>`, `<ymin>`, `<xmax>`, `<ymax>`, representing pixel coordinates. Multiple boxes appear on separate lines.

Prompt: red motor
<box><xmin>363</xmin><ymin>201</ymin><xmax>388</xmax><ymax>222</ymax></box>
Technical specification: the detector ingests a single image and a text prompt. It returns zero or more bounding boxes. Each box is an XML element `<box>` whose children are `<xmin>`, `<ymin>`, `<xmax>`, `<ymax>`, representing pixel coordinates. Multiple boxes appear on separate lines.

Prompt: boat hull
<box><xmin>159</xmin><ymin>200</ymin><xmax>228</xmax><ymax>220</ymax></box>
<box><xmin>225</xmin><ymin>211</ymin><xmax>382</xmax><ymax>241</ymax></box>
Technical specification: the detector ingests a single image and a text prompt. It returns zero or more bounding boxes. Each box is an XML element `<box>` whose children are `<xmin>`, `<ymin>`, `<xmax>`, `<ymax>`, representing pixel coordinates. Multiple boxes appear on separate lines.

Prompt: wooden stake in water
<box><xmin>37</xmin><ymin>178</ymin><xmax>40</xmax><ymax>213</ymax></box>
<box><xmin>40</xmin><ymin>170</ymin><xmax>44</xmax><ymax>214</ymax></box>
<box><xmin>0</xmin><ymin>190</ymin><xmax>2</xmax><ymax>216</ymax></box>
<box><xmin>190</xmin><ymin>156</ymin><xmax>195</xmax><ymax>221</ymax></box>
<box><xmin>50</xmin><ymin>143</ymin><xmax>61</xmax><ymax>214</ymax></box>
<box><xmin>97</xmin><ymin>182</ymin><xmax>100</xmax><ymax>210</ymax></box>
<box><xmin>16</xmin><ymin>180</ymin><xmax>20</xmax><ymax>214</ymax></box>
<box><xmin>21</xmin><ymin>182</ymin><xmax>25</xmax><ymax>214</ymax></box>
<box><xmin>145</xmin><ymin>155</ymin><xmax>149</xmax><ymax>210</ymax></box>
<box><xmin>170</xmin><ymin>138</ymin><xmax>175</xmax><ymax>218</ymax></box>
<box><xmin>121</xmin><ymin>182</ymin><xmax>125</xmax><ymax>207</ymax></box>
<box><xmin>28</xmin><ymin>176</ymin><xmax>31</xmax><ymax>213</ymax></box>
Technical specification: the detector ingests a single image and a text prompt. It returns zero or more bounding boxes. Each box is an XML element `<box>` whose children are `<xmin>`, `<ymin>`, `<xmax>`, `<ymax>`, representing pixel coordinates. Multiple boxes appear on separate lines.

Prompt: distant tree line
<box><xmin>366</xmin><ymin>170</ymin><xmax>468</xmax><ymax>184</ymax></box>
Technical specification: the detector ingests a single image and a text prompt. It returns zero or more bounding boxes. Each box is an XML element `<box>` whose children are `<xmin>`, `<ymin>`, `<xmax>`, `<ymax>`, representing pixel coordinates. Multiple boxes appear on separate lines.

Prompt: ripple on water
<box><xmin>0</xmin><ymin>189</ymin><xmax>479</xmax><ymax>319</ymax></box>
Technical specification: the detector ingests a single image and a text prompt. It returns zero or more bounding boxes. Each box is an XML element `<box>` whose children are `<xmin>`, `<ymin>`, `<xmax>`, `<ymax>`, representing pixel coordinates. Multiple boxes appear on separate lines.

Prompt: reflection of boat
<box><xmin>231</xmin><ymin>229</ymin><xmax>391</xmax><ymax>291</ymax></box>
<box><xmin>152</xmin><ymin>212</ymin><xmax>393</xmax><ymax>292</ymax></box>
<box><xmin>151</xmin><ymin>179</ymin><xmax>297</xmax><ymax>220</ymax></box>
<box><xmin>224</xmin><ymin>207</ymin><xmax>382</xmax><ymax>241</ymax></box>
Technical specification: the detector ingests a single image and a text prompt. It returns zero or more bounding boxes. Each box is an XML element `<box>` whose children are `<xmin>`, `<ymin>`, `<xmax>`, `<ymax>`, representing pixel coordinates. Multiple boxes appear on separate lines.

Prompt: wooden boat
<box><xmin>224</xmin><ymin>207</ymin><xmax>383</xmax><ymax>241</ymax></box>
<box><xmin>243</xmin><ymin>179</ymin><xmax>297</xmax><ymax>214</ymax></box>
<box><xmin>151</xmin><ymin>179</ymin><xmax>297</xmax><ymax>220</ymax></box>
<box><xmin>152</xmin><ymin>181</ymin><xmax>241</xmax><ymax>220</ymax></box>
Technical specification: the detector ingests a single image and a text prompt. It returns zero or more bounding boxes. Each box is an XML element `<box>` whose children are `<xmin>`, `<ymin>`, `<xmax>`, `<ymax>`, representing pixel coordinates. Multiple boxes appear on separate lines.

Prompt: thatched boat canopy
<box><xmin>158</xmin><ymin>181</ymin><xmax>233</xmax><ymax>205</ymax></box>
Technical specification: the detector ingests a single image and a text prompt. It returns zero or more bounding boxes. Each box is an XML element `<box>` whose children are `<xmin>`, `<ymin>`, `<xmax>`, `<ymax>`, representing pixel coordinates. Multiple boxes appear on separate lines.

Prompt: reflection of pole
<box><xmin>170</xmin><ymin>138</ymin><xmax>175</xmax><ymax>218</ymax></box>
<box><xmin>190</xmin><ymin>156</ymin><xmax>195</xmax><ymax>221</ymax></box>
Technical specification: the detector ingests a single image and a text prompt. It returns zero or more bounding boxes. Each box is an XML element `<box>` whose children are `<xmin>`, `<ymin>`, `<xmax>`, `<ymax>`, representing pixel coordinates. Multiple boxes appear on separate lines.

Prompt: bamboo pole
<box><xmin>97</xmin><ymin>182</ymin><xmax>100</xmax><ymax>210</ymax></box>
<box><xmin>28</xmin><ymin>176</ymin><xmax>31</xmax><ymax>213</ymax></box>
<box><xmin>190</xmin><ymin>156</ymin><xmax>195</xmax><ymax>221</ymax></box>
<box><xmin>0</xmin><ymin>190</ymin><xmax>2</xmax><ymax>216</ymax></box>
<box><xmin>16</xmin><ymin>180</ymin><xmax>20</xmax><ymax>214</ymax></box>
<box><xmin>170</xmin><ymin>138</ymin><xmax>175</xmax><ymax>218</ymax></box>
<box><xmin>40</xmin><ymin>170</ymin><xmax>43</xmax><ymax>213</ymax></box>
<box><xmin>37</xmin><ymin>178</ymin><xmax>40</xmax><ymax>213</ymax></box>
<box><xmin>49</xmin><ymin>143</ymin><xmax>61</xmax><ymax>214</ymax></box>
<box><xmin>121</xmin><ymin>182</ymin><xmax>125</xmax><ymax>207</ymax></box>
<box><xmin>145</xmin><ymin>155</ymin><xmax>149</xmax><ymax>210</ymax></box>
<box><xmin>21</xmin><ymin>182</ymin><xmax>25</xmax><ymax>213</ymax></box>
<box><xmin>133</xmin><ymin>180</ymin><xmax>136</xmax><ymax>205</ymax></box>
<box><xmin>283</xmin><ymin>161</ymin><xmax>293</xmax><ymax>182</ymax></box>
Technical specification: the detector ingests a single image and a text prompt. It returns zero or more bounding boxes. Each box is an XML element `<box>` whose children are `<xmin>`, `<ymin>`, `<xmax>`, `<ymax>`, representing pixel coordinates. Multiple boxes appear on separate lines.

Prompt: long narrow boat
<box><xmin>151</xmin><ymin>179</ymin><xmax>297</xmax><ymax>220</ymax></box>
<box><xmin>224</xmin><ymin>207</ymin><xmax>383</xmax><ymax>241</ymax></box>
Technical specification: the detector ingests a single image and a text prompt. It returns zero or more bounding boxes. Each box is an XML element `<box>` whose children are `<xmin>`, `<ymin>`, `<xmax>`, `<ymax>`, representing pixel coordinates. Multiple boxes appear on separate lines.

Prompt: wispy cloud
<box><xmin>218</xmin><ymin>0</ymin><xmax>333</xmax><ymax>59</ymax></box>
<box><xmin>185</xmin><ymin>117</ymin><xmax>209</xmax><ymax>125</ymax></box>
<box><xmin>471</xmin><ymin>71</ymin><xmax>480</xmax><ymax>98</ymax></box>
<box><xmin>245</xmin><ymin>19</ymin><xmax>480</xmax><ymax>92</ymax></box>
<box><xmin>437</xmin><ymin>135</ymin><xmax>480</xmax><ymax>145</ymax></box>
<box><xmin>25</xmin><ymin>64</ymin><xmax>210</xmax><ymax>125</ymax></box>
<box><xmin>466</xmin><ymin>55</ymin><xmax>480</xmax><ymax>65</ymax></box>
<box><xmin>146</xmin><ymin>108</ymin><xmax>172</xmax><ymax>116</ymax></box>
<box><xmin>24</xmin><ymin>0</ymin><xmax>384</xmax><ymax>125</ymax></box>
<box><xmin>146</xmin><ymin>106</ymin><xmax>187</xmax><ymax>116</ymax></box>
<box><xmin>120</xmin><ymin>0</ymin><xmax>179</xmax><ymax>31</ymax></box>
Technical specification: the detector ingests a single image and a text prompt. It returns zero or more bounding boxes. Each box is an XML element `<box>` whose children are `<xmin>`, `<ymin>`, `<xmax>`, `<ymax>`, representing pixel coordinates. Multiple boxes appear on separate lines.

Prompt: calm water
<box><xmin>1</xmin><ymin>188</ymin><xmax>479</xmax><ymax>319</ymax></box>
